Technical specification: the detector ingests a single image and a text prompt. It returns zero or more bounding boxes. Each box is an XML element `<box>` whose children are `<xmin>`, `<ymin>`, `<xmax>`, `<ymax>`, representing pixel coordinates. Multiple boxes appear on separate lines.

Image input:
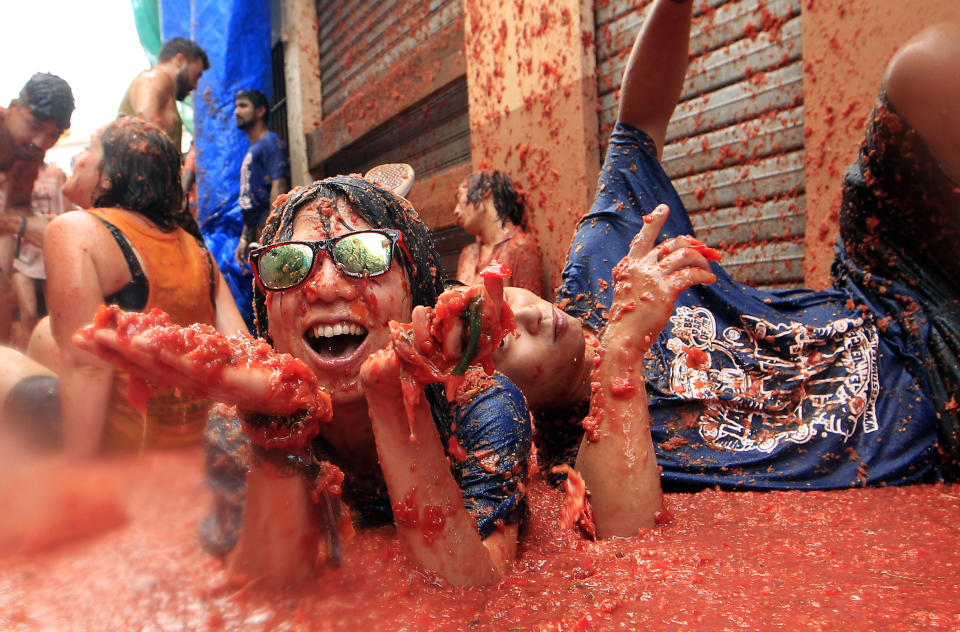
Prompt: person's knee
<box><xmin>1</xmin><ymin>374</ymin><xmax>62</xmax><ymax>451</ymax></box>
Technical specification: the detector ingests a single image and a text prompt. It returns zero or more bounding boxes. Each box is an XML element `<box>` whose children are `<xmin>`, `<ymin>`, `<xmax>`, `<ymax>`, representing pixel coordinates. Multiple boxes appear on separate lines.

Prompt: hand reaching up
<box><xmin>606</xmin><ymin>204</ymin><xmax>718</xmax><ymax>353</ymax></box>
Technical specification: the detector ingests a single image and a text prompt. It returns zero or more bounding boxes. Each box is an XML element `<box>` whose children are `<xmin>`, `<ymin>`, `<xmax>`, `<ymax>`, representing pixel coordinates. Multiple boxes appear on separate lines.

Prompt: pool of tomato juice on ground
<box><xmin>2</xmin><ymin>448</ymin><xmax>959</xmax><ymax>631</ymax></box>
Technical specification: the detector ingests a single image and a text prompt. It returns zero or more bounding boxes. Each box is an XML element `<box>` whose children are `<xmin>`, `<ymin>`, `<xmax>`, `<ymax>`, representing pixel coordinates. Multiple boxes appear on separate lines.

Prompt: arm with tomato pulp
<box><xmin>574</xmin><ymin>205</ymin><xmax>716</xmax><ymax>537</ymax></box>
<box><xmin>361</xmin><ymin>266</ymin><xmax>527</xmax><ymax>585</ymax></box>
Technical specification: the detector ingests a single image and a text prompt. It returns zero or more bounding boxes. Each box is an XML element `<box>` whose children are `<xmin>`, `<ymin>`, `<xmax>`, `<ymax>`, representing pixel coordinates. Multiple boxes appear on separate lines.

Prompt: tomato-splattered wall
<box><xmin>800</xmin><ymin>1</ymin><xmax>960</xmax><ymax>289</ymax></box>
<box><xmin>296</xmin><ymin>0</ymin><xmax>960</xmax><ymax>292</ymax></box>
<box><xmin>462</xmin><ymin>0</ymin><xmax>600</xmax><ymax>297</ymax></box>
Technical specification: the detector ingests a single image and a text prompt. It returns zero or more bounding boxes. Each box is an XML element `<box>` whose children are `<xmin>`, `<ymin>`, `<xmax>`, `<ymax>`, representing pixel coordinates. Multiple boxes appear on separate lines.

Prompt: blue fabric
<box><xmin>201</xmin><ymin>209</ymin><xmax>255</xmax><ymax>329</ymax></box>
<box><xmin>557</xmin><ymin>121</ymin><xmax>941</xmax><ymax>490</ymax></box>
<box><xmin>238</xmin><ymin>130</ymin><xmax>290</xmax><ymax>231</ymax></box>
<box><xmin>200</xmin><ymin>373</ymin><xmax>531</xmax><ymax>554</ymax></box>
<box><xmin>445</xmin><ymin>373</ymin><xmax>532</xmax><ymax>537</ymax></box>
<box><xmin>159</xmin><ymin>0</ymin><xmax>272</xmax><ymax>333</ymax></box>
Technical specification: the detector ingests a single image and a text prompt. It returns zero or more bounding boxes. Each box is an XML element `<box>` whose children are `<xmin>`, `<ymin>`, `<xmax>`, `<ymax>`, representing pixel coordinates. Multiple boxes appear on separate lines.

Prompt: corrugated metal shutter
<box><xmin>317</xmin><ymin>0</ymin><xmax>464</xmax><ymax>114</ymax></box>
<box><xmin>318</xmin><ymin>77</ymin><xmax>471</xmax><ymax>180</ymax></box>
<box><xmin>313</xmin><ymin>0</ymin><xmax>470</xmax><ymax>182</ymax></box>
<box><xmin>596</xmin><ymin>0</ymin><xmax>805</xmax><ymax>288</ymax></box>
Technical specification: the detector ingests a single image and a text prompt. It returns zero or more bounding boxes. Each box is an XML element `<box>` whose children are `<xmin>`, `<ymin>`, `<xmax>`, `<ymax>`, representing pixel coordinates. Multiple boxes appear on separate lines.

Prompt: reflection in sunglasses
<box><xmin>250</xmin><ymin>229</ymin><xmax>402</xmax><ymax>291</ymax></box>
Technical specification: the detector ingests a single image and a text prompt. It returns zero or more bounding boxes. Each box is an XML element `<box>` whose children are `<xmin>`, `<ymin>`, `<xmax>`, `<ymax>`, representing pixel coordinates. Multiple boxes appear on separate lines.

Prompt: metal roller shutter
<box><xmin>596</xmin><ymin>0</ymin><xmax>805</xmax><ymax>288</ymax></box>
<box><xmin>318</xmin><ymin>77</ymin><xmax>470</xmax><ymax>180</ymax></box>
<box><xmin>317</xmin><ymin>0</ymin><xmax>464</xmax><ymax>114</ymax></box>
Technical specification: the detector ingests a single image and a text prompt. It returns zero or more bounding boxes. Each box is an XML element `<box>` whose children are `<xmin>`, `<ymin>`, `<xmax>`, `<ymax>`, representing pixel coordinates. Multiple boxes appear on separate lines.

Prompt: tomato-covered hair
<box><xmin>253</xmin><ymin>175</ymin><xmax>444</xmax><ymax>341</ymax></box>
<box><xmin>462</xmin><ymin>170</ymin><xmax>527</xmax><ymax>228</ymax></box>
<box><xmin>92</xmin><ymin>116</ymin><xmax>201</xmax><ymax>240</ymax></box>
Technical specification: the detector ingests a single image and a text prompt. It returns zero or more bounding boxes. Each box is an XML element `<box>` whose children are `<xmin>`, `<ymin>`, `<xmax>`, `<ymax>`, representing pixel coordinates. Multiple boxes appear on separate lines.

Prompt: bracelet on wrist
<box><xmin>250</xmin><ymin>443</ymin><xmax>317</xmax><ymax>477</ymax></box>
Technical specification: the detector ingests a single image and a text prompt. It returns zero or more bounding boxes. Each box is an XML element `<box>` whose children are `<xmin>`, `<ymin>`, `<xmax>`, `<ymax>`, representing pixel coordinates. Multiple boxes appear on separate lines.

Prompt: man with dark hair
<box><xmin>454</xmin><ymin>170</ymin><xmax>544</xmax><ymax>296</ymax></box>
<box><xmin>232</xmin><ymin>89</ymin><xmax>289</xmax><ymax>264</ymax></box>
<box><xmin>118</xmin><ymin>37</ymin><xmax>210</xmax><ymax>151</ymax></box>
<box><xmin>0</xmin><ymin>73</ymin><xmax>74</xmax><ymax>344</ymax></box>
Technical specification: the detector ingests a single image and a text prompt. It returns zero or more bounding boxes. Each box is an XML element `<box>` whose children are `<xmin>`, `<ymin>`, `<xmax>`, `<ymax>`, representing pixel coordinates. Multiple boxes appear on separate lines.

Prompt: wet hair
<box><xmin>254</xmin><ymin>176</ymin><xmax>453</xmax><ymax>436</ymax></box>
<box><xmin>463</xmin><ymin>170</ymin><xmax>526</xmax><ymax>227</ymax></box>
<box><xmin>253</xmin><ymin>175</ymin><xmax>444</xmax><ymax>341</ymax></box>
<box><xmin>235</xmin><ymin>89</ymin><xmax>270</xmax><ymax>120</ymax></box>
<box><xmin>18</xmin><ymin>73</ymin><xmax>75</xmax><ymax>131</ymax></box>
<box><xmin>92</xmin><ymin>116</ymin><xmax>200</xmax><ymax>239</ymax></box>
<box><xmin>158</xmin><ymin>37</ymin><xmax>210</xmax><ymax>70</ymax></box>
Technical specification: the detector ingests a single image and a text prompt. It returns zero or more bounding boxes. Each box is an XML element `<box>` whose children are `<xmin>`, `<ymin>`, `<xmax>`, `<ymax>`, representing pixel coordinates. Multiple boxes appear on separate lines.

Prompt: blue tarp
<box><xmin>157</xmin><ymin>0</ymin><xmax>273</xmax><ymax>332</ymax></box>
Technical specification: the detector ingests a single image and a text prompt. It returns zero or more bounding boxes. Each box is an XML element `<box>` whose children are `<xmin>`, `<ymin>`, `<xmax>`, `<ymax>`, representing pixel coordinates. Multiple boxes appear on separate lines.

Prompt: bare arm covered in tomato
<box><xmin>361</xmin><ymin>350</ymin><xmax>506</xmax><ymax>585</ymax></box>
<box><xmin>74</xmin><ymin>305</ymin><xmax>331</xmax><ymax>450</ymax></box>
<box><xmin>617</xmin><ymin>0</ymin><xmax>693</xmax><ymax>157</ymax></box>
<box><xmin>44</xmin><ymin>213</ymin><xmax>120</xmax><ymax>458</ymax></box>
<box><xmin>574</xmin><ymin>205</ymin><xmax>716</xmax><ymax>537</ymax></box>
<box><xmin>360</xmin><ymin>263</ymin><xmax>523</xmax><ymax>584</ymax></box>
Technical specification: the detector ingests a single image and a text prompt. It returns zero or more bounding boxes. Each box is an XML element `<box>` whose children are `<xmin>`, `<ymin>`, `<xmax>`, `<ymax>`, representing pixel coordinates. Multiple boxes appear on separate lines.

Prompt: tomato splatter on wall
<box><xmin>463</xmin><ymin>0</ymin><xmax>600</xmax><ymax>296</ymax></box>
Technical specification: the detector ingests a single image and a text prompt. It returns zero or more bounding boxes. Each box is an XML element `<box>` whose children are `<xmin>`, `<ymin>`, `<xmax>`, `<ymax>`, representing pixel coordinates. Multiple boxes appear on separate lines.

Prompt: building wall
<box><xmin>800</xmin><ymin>1</ymin><xmax>960</xmax><ymax>288</ymax></box>
<box><xmin>287</xmin><ymin>0</ymin><xmax>960</xmax><ymax>292</ymax></box>
<box><xmin>463</xmin><ymin>0</ymin><xmax>599</xmax><ymax>295</ymax></box>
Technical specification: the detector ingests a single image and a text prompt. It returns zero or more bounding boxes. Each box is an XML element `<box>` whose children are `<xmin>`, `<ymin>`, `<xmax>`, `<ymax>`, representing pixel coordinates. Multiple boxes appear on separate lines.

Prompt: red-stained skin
<box><xmin>75</xmin><ymin>305</ymin><xmax>332</xmax><ymax>450</ymax></box>
<box><xmin>389</xmin><ymin>262</ymin><xmax>514</xmax><ymax>402</ymax></box>
<box><xmin>265</xmin><ymin>198</ymin><xmax>412</xmax><ymax>412</ymax></box>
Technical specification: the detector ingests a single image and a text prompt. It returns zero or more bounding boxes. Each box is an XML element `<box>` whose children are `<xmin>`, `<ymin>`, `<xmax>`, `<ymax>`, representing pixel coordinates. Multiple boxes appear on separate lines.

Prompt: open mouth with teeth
<box><xmin>306</xmin><ymin>322</ymin><xmax>369</xmax><ymax>359</ymax></box>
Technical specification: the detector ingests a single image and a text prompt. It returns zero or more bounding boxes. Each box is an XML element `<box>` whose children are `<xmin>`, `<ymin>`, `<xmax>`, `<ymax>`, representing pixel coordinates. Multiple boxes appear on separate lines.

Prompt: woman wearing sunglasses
<box><xmin>0</xmin><ymin>116</ymin><xmax>245</xmax><ymax>454</ymax></box>
<box><xmin>79</xmin><ymin>175</ymin><xmax>532</xmax><ymax>586</ymax></box>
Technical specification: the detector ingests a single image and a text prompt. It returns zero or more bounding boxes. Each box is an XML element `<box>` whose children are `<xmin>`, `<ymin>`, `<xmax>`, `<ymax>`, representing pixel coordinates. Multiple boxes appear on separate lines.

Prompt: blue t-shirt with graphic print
<box><xmin>556</xmin><ymin>121</ymin><xmax>941</xmax><ymax>490</ymax></box>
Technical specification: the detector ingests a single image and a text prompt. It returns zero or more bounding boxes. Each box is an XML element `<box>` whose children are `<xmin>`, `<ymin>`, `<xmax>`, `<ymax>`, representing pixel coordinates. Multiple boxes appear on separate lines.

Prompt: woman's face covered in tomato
<box><xmin>266</xmin><ymin>197</ymin><xmax>413</xmax><ymax>408</ymax></box>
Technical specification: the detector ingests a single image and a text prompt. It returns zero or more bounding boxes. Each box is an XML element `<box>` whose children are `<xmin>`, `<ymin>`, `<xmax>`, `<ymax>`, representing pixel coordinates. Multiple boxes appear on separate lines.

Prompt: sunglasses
<box><xmin>249</xmin><ymin>229</ymin><xmax>411</xmax><ymax>291</ymax></box>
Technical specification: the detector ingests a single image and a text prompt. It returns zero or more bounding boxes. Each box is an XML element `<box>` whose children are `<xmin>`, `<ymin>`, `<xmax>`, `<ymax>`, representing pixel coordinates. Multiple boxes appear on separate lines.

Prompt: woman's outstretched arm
<box><xmin>575</xmin><ymin>205</ymin><xmax>716</xmax><ymax>537</ymax></box>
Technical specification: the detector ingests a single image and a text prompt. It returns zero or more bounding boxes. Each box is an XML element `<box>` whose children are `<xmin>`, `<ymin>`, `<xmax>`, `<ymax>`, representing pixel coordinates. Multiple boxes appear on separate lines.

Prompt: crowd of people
<box><xmin>0</xmin><ymin>0</ymin><xmax>958</xmax><ymax>589</ymax></box>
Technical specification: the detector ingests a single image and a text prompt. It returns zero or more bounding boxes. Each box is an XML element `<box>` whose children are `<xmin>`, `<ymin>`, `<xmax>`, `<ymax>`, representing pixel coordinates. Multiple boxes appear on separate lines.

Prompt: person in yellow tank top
<box><xmin>0</xmin><ymin>116</ymin><xmax>246</xmax><ymax>456</ymax></box>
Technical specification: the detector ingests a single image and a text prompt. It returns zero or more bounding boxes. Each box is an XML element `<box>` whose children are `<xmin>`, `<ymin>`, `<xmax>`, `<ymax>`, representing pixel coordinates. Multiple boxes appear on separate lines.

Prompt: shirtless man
<box><xmin>118</xmin><ymin>37</ymin><xmax>209</xmax><ymax>151</ymax></box>
<box><xmin>0</xmin><ymin>73</ymin><xmax>74</xmax><ymax>343</ymax></box>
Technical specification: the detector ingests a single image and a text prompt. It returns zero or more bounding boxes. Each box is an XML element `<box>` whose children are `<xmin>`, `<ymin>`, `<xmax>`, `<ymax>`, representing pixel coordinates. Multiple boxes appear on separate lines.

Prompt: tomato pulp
<box><xmin>3</xmin><ymin>446</ymin><xmax>959</xmax><ymax>631</ymax></box>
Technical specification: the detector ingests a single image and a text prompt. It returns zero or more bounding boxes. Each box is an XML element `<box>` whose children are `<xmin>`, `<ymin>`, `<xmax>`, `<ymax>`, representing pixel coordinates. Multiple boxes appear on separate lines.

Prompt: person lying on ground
<box><xmin>454</xmin><ymin>170</ymin><xmax>544</xmax><ymax>296</ymax></box>
<box><xmin>0</xmin><ymin>116</ymin><xmax>245</xmax><ymax>456</ymax></box>
<box><xmin>75</xmin><ymin>176</ymin><xmax>533</xmax><ymax>587</ymax></box>
<box><xmin>481</xmin><ymin>2</ymin><xmax>960</xmax><ymax>538</ymax></box>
